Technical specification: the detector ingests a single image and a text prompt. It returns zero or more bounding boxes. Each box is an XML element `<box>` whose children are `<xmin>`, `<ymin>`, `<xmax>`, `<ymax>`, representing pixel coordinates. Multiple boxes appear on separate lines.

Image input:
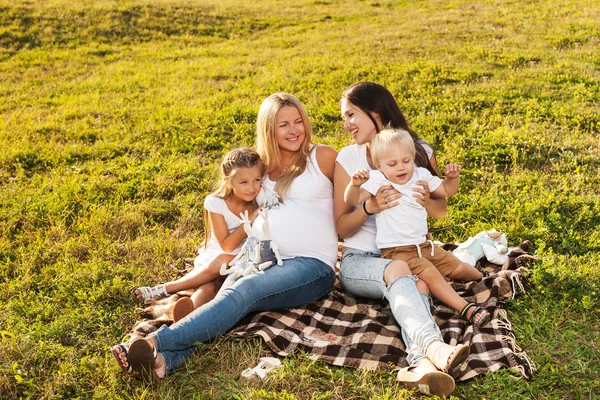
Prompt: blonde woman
<box><xmin>112</xmin><ymin>93</ymin><xmax>338</xmax><ymax>381</ymax></box>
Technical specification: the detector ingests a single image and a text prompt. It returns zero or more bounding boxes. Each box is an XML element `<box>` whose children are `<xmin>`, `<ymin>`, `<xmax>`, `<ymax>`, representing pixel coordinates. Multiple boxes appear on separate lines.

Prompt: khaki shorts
<box><xmin>380</xmin><ymin>242</ymin><xmax>461</xmax><ymax>277</ymax></box>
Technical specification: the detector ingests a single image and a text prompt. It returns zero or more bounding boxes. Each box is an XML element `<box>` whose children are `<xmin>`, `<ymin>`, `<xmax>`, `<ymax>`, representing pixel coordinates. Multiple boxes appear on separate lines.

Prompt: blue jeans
<box><xmin>339</xmin><ymin>249</ymin><xmax>442</xmax><ymax>365</ymax></box>
<box><xmin>151</xmin><ymin>256</ymin><xmax>335</xmax><ymax>372</ymax></box>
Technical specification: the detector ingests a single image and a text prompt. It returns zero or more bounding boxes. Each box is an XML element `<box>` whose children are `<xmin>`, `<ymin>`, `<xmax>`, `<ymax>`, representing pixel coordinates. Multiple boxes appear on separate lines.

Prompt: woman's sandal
<box><xmin>111</xmin><ymin>339</ymin><xmax>162</xmax><ymax>382</ymax></box>
<box><xmin>132</xmin><ymin>284</ymin><xmax>168</xmax><ymax>303</ymax></box>
<box><xmin>397</xmin><ymin>358</ymin><xmax>455</xmax><ymax>397</ymax></box>
<box><xmin>172</xmin><ymin>297</ymin><xmax>194</xmax><ymax>323</ymax></box>
<box><xmin>425</xmin><ymin>341</ymin><xmax>470</xmax><ymax>373</ymax></box>
<box><xmin>461</xmin><ymin>302</ymin><xmax>492</xmax><ymax>327</ymax></box>
<box><xmin>111</xmin><ymin>343</ymin><xmax>133</xmax><ymax>373</ymax></box>
<box><xmin>128</xmin><ymin>338</ymin><xmax>162</xmax><ymax>382</ymax></box>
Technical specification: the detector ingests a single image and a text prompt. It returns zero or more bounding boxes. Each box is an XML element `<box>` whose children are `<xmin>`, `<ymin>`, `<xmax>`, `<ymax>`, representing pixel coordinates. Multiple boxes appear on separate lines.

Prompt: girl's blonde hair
<box><xmin>256</xmin><ymin>92</ymin><xmax>314</xmax><ymax>199</ymax></box>
<box><xmin>370</xmin><ymin>128</ymin><xmax>415</xmax><ymax>166</ymax></box>
<box><xmin>203</xmin><ymin>147</ymin><xmax>264</xmax><ymax>248</ymax></box>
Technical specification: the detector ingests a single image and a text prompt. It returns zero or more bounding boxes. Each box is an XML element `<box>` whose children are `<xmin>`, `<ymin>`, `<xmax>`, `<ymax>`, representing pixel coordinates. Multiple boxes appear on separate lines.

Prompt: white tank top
<box><xmin>336</xmin><ymin>142</ymin><xmax>433</xmax><ymax>253</ymax></box>
<box><xmin>252</xmin><ymin>147</ymin><xmax>338</xmax><ymax>268</ymax></box>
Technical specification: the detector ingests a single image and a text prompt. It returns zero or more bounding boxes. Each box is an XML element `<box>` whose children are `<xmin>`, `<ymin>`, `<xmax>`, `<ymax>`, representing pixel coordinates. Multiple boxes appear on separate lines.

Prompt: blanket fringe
<box><xmin>496</xmin><ymin>305</ymin><xmax>537</xmax><ymax>379</ymax></box>
<box><xmin>509</xmin><ymin>269</ymin><xmax>528</xmax><ymax>298</ymax></box>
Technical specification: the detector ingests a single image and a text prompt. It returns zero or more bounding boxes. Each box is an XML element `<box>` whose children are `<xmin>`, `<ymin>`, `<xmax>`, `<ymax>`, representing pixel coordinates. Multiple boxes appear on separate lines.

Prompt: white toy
<box><xmin>453</xmin><ymin>229</ymin><xmax>510</xmax><ymax>266</ymax></box>
<box><xmin>218</xmin><ymin>209</ymin><xmax>283</xmax><ymax>293</ymax></box>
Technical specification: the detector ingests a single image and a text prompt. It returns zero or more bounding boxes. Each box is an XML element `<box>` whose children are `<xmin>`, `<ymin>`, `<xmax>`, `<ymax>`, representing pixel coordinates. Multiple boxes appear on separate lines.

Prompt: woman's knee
<box><xmin>383</xmin><ymin>260</ymin><xmax>412</xmax><ymax>286</ymax></box>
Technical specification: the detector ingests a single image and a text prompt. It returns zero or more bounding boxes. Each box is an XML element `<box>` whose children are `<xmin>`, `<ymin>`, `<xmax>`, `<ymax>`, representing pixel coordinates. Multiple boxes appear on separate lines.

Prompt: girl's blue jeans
<box><xmin>339</xmin><ymin>249</ymin><xmax>443</xmax><ymax>365</ymax></box>
<box><xmin>151</xmin><ymin>256</ymin><xmax>335</xmax><ymax>372</ymax></box>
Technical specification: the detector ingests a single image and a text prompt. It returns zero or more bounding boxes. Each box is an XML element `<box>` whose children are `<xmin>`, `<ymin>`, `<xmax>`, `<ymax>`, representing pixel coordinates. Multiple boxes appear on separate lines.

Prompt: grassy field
<box><xmin>1</xmin><ymin>0</ymin><xmax>600</xmax><ymax>398</ymax></box>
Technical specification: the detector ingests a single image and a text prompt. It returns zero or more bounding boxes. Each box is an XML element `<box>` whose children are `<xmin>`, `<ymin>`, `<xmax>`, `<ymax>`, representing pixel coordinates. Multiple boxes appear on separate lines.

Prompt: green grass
<box><xmin>1</xmin><ymin>0</ymin><xmax>600</xmax><ymax>398</ymax></box>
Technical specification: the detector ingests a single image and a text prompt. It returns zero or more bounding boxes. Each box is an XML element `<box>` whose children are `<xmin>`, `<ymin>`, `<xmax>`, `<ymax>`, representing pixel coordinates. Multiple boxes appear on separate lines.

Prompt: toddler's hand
<box><xmin>351</xmin><ymin>169</ymin><xmax>370</xmax><ymax>187</ymax></box>
<box><xmin>445</xmin><ymin>164</ymin><xmax>462</xmax><ymax>178</ymax></box>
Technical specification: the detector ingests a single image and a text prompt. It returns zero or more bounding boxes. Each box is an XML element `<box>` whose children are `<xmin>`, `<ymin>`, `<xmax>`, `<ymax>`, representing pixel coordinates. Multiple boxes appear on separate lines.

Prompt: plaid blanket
<box><xmin>127</xmin><ymin>241</ymin><xmax>537</xmax><ymax>381</ymax></box>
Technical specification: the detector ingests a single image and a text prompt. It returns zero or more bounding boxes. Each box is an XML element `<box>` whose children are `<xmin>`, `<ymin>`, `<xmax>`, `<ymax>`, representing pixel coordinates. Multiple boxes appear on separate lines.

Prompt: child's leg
<box><xmin>190</xmin><ymin>280</ymin><xmax>221</xmax><ymax>308</ymax></box>
<box><xmin>172</xmin><ymin>279</ymin><xmax>223</xmax><ymax>323</ymax></box>
<box><xmin>165</xmin><ymin>254</ymin><xmax>234</xmax><ymax>294</ymax></box>
<box><xmin>417</xmin><ymin>267</ymin><xmax>469</xmax><ymax>314</ymax></box>
<box><xmin>418</xmin><ymin>266</ymin><xmax>489</xmax><ymax>325</ymax></box>
<box><xmin>446</xmin><ymin>262</ymin><xmax>484</xmax><ymax>282</ymax></box>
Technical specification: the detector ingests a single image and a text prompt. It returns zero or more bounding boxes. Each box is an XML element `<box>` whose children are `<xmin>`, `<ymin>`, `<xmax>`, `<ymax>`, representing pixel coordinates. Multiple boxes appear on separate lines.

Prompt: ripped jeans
<box><xmin>339</xmin><ymin>249</ymin><xmax>443</xmax><ymax>365</ymax></box>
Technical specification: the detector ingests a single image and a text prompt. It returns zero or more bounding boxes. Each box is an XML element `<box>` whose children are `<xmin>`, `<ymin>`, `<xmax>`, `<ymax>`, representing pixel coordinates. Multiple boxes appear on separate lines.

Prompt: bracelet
<box><xmin>362</xmin><ymin>201</ymin><xmax>373</xmax><ymax>216</ymax></box>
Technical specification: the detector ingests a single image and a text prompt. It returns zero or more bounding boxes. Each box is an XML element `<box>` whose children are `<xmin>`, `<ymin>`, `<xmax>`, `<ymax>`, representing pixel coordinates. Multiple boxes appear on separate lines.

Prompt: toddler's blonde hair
<box><xmin>370</xmin><ymin>128</ymin><xmax>415</xmax><ymax>166</ymax></box>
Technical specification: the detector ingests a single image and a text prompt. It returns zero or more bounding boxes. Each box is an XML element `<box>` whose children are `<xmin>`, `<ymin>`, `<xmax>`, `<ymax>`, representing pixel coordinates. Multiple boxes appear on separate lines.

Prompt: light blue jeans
<box><xmin>151</xmin><ymin>256</ymin><xmax>335</xmax><ymax>372</ymax></box>
<box><xmin>339</xmin><ymin>249</ymin><xmax>442</xmax><ymax>366</ymax></box>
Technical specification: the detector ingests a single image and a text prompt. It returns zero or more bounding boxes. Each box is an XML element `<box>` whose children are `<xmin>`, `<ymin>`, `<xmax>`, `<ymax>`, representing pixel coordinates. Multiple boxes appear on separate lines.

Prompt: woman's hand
<box><xmin>365</xmin><ymin>185</ymin><xmax>401</xmax><ymax>214</ymax></box>
<box><xmin>412</xmin><ymin>180</ymin><xmax>431</xmax><ymax>208</ymax></box>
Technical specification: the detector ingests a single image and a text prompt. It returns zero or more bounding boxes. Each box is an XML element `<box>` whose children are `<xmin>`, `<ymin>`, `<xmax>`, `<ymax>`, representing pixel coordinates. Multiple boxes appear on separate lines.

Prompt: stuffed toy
<box><xmin>452</xmin><ymin>229</ymin><xmax>510</xmax><ymax>266</ymax></box>
<box><xmin>218</xmin><ymin>208</ymin><xmax>283</xmax><ymax>293</ymax></box>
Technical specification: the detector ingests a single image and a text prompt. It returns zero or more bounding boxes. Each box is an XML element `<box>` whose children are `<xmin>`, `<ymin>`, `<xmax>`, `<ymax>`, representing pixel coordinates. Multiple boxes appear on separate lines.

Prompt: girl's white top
<box><xmin>253</xmin><ymin>146</ymin><xmax>338</xmax><ymax>268</ymax></box>
<box><xmin>194</xmin><ymin>195</ymin><xmax>243</xmax><ymax>267</ymax></box>
<box><xmin>336</xmin><ymin>141</ymin><xmax>434</xmax><ymax>254</ymax></box>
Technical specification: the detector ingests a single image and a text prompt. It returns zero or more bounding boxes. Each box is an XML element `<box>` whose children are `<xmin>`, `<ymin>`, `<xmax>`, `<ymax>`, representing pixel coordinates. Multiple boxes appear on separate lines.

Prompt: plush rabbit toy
<box><xmin>218</xmin><ymin>208</ymin><xmax>283</xmax><ymax>293</ymax></box>
<box><xmin>452</xmin><ymin>229</ymin><xmax>510</xmax><ymax>266</ymax></box>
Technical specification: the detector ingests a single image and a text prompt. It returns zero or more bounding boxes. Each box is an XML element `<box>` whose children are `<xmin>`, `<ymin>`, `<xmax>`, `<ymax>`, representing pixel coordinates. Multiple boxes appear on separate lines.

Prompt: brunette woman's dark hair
<box><xmin>342</xmin><ymin>82</ymin><xmax>438</xmax><ymax>176</ymax></box>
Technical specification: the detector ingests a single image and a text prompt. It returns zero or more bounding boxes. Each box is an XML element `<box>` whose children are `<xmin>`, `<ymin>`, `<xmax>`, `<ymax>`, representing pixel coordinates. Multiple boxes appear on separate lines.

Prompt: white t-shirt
<box><xmin>361</xmin><ymin>168</ymin><xmax>442</xmax><ymax>248</ymax></box>
<box><xmin>253</xmin><ymin>147</ymin><xmax>338</xmax><ymax>268</ymax></box>
<box><xmin>194</xmin><ymin>195</ymin><xmax>243</xmax><ymax>267</ymax></box>
<box><xmin>336</xmin><ymin>141</ymin><xmax>434</xmax><ymax>253</ymax></box>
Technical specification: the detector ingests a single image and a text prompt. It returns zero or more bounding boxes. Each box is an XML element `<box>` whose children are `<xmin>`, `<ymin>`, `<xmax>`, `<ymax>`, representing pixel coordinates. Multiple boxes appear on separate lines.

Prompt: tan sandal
<box><xmin>425</xmin><ymin>340</ymin><xmax>470</xmax><ymax>373</ymax></box>
<box><xmin>172</xmin><ymin>297</ymin><xmax>195</xmax><ymax>323</ymax></box>
<box><xmin>397</xmin><ymin>358</ymin><xmax>455</xmax><ymax>396</ymax></box>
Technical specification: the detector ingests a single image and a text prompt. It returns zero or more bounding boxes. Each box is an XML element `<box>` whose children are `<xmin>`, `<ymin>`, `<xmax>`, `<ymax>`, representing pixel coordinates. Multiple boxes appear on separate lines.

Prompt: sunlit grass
<box><xmin>1</xmin><ymin>0</ymin><xmax>599</xmax><ymax>398</ymax></box>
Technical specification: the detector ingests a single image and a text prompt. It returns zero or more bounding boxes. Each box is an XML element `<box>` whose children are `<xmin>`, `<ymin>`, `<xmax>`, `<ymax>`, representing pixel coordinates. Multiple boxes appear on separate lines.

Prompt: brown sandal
<box><xmin>111</xmin><ymin>343</ymin><xmax>133</xmax><ymax>373</ymax></box>
<box><xmin>172</xmin><ymin>297</ymin><xmax>195</xmax><ymax>323</ymax></box>
<box><xmin>128</xmin><ymin>339</ymin><xmax>162</xmax><ymax>383</ymax></box>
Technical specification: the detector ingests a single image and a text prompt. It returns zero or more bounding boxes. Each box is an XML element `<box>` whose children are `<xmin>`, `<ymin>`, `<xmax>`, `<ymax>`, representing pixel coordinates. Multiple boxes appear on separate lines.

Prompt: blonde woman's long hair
<box><xmin>256</xmin><ymin>92</ymin><xmax>314</xmax><ymax>199</ymax></box>
<box><xmin>203</xmin><ymin>147</ymin><xmax>264</xmax><ymax>248</ymax></box>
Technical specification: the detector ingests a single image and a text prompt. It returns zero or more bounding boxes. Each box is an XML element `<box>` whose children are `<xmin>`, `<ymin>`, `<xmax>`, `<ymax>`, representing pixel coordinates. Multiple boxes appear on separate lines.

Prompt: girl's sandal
<box><xmin>132</xmin><ymin>284</ymin><xmax>168</xmax><ymax>303</ymax></box>
<box><xmin>461</xmin><ymin>303</ymin><xmax>491</xmax><ymax>327</ymax></box>
<box><xmin>425</xmin><ymin>341</ymin><xmax>470</xmax><ymax>373</ymax></box>
<box><xmin>172</xmin><ymin>297</ymin><xmax>195</xmax><ymax>323</ymax></box>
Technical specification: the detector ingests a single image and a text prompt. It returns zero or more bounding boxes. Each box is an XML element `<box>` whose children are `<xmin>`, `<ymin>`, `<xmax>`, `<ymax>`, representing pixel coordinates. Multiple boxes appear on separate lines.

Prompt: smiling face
<box><xmin>227</xmin><ymin>166</ymin><xmax>263</xmax><ymax>202</ymax></box>
<box><xmin>340</xmin><ymin>98</ymin><xmax>381</xmax><ymax>145</ymax></box>
<box><xmin>376</xmin><ymin>142</ymin><xmax>415</xmax><ymax>185</ymax></box>
<box><xmin>275</xmin><ymin>105</ymin><xmax>306</xmax><ymax>154</ymax></box>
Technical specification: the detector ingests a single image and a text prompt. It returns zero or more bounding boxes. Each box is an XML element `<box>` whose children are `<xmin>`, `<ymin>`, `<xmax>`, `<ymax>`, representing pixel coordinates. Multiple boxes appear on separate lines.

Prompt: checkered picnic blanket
<box><xmin>127</xmin><ymin>241</ymin><xmax>537</xmax><ymax>381</ymax></box>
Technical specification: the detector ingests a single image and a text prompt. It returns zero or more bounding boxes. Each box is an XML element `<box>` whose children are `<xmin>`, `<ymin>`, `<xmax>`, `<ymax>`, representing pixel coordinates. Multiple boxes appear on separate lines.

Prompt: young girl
<box><xmin>344</xmin><ymin>128</ymin><xmax>490</xmax><ymax>326</ymax></box>
<box><xmin>132</xmin><ymin>147</ymin><xmax>264</xmax><ymax>322</ymax></box>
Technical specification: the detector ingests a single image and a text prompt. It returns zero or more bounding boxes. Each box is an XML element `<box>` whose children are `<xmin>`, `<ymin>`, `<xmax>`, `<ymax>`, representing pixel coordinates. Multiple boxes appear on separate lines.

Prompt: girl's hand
<box><xmin>412</xmin><ymin>180</ymin><xmax>431</xmax><ymax>208</ymax></box>
<box><xmin>445</xmin><ymin>163</ymin><xmax>462</xmax><ymax>178</ymax></box>
<box><xmin>366</xmin><ymin>185</ymin><xmax>401</xmax><ymax>214</ymax></box>
<box><xmin>351</xmin><ymin>169</ymin><xmax>370</xmax><ymax>187</ymax></box>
